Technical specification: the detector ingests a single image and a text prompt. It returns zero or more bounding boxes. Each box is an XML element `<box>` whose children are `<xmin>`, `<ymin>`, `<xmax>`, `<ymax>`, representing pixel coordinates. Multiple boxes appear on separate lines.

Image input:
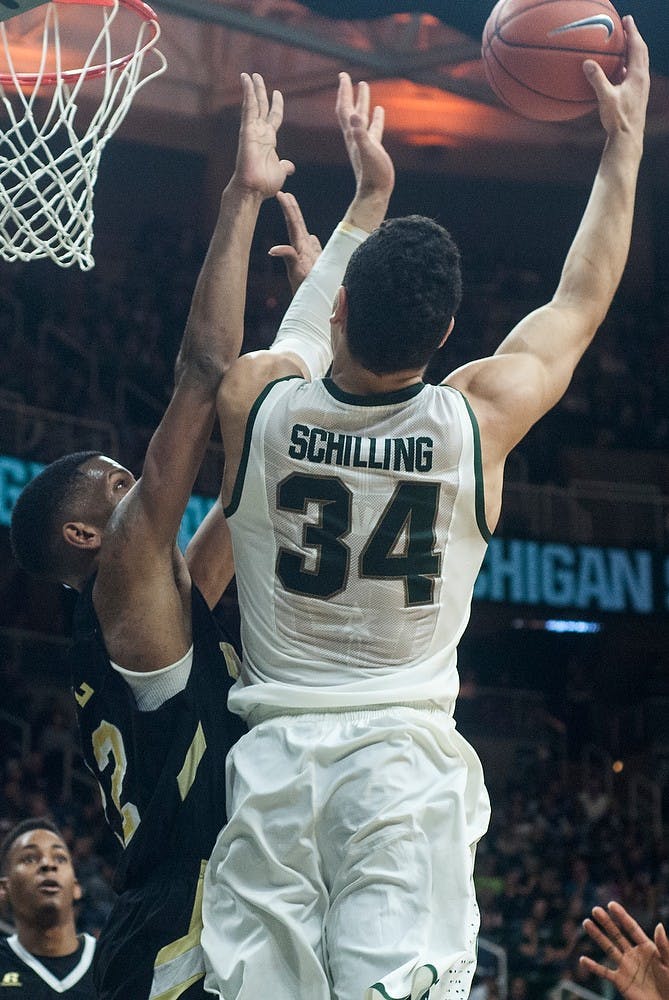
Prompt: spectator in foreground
<box><xmin>581</xmin><ymin>900</ymin><xmax>669</xmax><ymax>1000</ymax></box>
<box><xmin>0</xmin><ymin>817</ymin><xmax>95</xmax><ymax>998</ymax></box>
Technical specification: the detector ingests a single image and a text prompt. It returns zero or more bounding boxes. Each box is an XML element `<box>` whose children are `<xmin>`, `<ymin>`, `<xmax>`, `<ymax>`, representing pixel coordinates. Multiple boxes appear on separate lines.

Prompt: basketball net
<box><xmin>0</xmin><ymin>0</ymin><xmax>166</xmax><ymax>269</ymax></box>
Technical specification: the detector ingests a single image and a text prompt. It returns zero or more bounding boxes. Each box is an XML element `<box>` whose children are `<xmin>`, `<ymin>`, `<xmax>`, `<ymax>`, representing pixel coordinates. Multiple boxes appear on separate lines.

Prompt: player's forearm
<box><xmin>175</xmin><ymin>180</ymin><xmax>264</xmax><ymax>391</ymax></box>
<box><xmin>553</xmin><ymin>129</ymin><xmax>643</xmax><ymax>327</ymax></box>
<box><xmin>268</xmin><ymin>220</ymin><xmax>369</xmax><ymax>378</ymax></box>
<box><xmin>496</xmin><ymin>132</ymin><xmax>643</xmax><ymax>379</ymax></box>
<box><xmin>343</xmin><ymin>185</ymin><xmax>391</xmax><ymax>234</ymax></box>
<box><xmin>185</xmin><ymin>498</ymin><xmax>235</xmax><ymax>607</ymax></box>
<box><xmin>487</xmin><ymin>140</ymin><xmax>642</xmax><ymax>427</ymax></box>
<box><xmin>279</xmin><ymin>160</ymin><xmax>393</xmax><ymax>373</ymax></box>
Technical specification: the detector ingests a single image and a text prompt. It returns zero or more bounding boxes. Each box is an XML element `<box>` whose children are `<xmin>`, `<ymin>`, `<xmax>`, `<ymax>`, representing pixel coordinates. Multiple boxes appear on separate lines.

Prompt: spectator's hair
<box><xmin>0</xmin><ymin>817</ymin><xmax>63</xmax><ymax>874</ymax></box>
<box><xmin>342</xmin><ymin>215</ymin><xmax>463</xmax><ymax>374</ymax></box>
<box><xmin>10</xmin><ymin>451</ymin><xmax>100</xmax><ymax>580</ymax></box>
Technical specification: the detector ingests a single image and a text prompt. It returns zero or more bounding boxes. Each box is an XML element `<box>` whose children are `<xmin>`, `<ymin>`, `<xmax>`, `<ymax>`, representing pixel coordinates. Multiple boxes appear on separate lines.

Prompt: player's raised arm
<box><xmin>186</xmin><ymin>190</ymin><xmax>321</xmax><ymax>606</ymax></box>
<box><xmin>580</xmin><ymin>902</ymin><xmax>669</xmax><ymax>1000</ymax></box>
<box><xmin>256</xmin><ymin>72</ymin><xmax>395</xmax><ymax>380</ymax></box>
<box><xmin>111</xmin><ymin>74</ymin><xmax>294</xmax><ymax>564</ymax></box>
<box><xmin>447</xmin><ymin>17</ymin><xmax>649</xmax><ymax>459</ymax></box>
<box><xmin>336</xmin><ymin>72</ymin><xmax>395</xmax><ymax>233</ymax></box>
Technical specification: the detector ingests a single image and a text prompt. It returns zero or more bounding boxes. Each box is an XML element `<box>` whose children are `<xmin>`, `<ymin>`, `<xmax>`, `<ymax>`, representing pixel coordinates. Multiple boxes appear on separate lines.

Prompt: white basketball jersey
<box><xmin>226</xmin><ymin>376</ymin><xmax>490</xmax><ymax>718</ymax></box>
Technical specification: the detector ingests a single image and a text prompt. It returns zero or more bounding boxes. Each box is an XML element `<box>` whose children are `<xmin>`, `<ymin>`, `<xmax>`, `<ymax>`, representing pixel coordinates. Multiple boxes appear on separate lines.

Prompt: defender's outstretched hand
<box><xmin>583</xmin><ymin>15</ymin><xmax>649</xmax><ymax>141</ymax></box>
<box><xmin>268</xmin><ymin>191</ymin><xmax>322</xmax><ymax>295</ymax></box>
<box><xmin>233</xmin><ymin>72</ymin><xmax>295</xmax><ymax>199</ymax></box>
<box><xmin>580</xmin><ymin>902</ymin><xmax>669</xmax><ymax>1000</ymax></box>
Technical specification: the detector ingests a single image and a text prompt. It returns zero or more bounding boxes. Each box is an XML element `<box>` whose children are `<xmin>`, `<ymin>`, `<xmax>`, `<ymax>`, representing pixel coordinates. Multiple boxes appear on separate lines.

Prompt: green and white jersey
<box><xmin>226</xmin><ymin>375</ymin><xmax>490</xmax><ymax>718</ymax></box>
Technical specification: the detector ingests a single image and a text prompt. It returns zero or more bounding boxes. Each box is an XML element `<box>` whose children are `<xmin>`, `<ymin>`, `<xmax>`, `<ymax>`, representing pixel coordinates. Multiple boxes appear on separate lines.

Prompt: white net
<box><xmin>0</xmin><ymin>0</ymin><xmax>166</xmax><ymax>269</ymax></box>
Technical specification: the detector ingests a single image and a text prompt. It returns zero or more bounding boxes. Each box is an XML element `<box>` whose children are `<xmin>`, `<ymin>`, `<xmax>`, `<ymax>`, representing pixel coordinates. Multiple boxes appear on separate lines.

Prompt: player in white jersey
<box><xmin>225</xmin><ymin>377</ymin><xmax>488</xmax><ymax>711</ymax></box>
<box><xmin>202</xmin><ymin>21</ymin><xmax>650</xmax><ymax>1000</ymax></box>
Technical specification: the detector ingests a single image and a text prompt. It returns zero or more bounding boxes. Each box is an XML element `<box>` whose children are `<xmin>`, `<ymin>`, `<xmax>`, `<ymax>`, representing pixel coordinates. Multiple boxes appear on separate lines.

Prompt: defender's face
<box><xmin>77</xmin><ymin>456</ymin><xmax>137</xmax><ymax>523</ymax></box>
<box><xmin>0</xmin><ymin>829</ymin><xmax>80</xmax><ymax>924</ymax></box>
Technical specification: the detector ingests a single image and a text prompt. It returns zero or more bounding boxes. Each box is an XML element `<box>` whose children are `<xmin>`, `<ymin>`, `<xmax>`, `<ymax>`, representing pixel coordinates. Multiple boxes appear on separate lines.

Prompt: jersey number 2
<box><xmin>276</xmin><ymin>473</ymin><xmax>440</xmax><ymax>606</ymax></box>
<box><xmin>91</xmin><ymin>721</ymin><xmax>141</xmax><ymax>847</ymax></box>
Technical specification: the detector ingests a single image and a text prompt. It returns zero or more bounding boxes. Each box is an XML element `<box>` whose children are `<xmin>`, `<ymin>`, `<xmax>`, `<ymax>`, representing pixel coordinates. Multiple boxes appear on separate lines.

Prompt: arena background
<box><xmin>1</xmin><ymin>3</ymin><xmax>668</xmax><ymax>998</ymax></box>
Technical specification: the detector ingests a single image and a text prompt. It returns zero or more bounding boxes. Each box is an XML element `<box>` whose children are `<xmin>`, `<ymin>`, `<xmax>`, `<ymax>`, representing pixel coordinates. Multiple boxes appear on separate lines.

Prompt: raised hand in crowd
<box><xmin>580</xmin><ymin>901</ymin><xmax>669</xmax><ymax>1000</ymax></box>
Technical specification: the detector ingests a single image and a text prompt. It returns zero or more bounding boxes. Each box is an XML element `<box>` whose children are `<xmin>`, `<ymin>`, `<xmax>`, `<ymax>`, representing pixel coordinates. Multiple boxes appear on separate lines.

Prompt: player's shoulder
<box><xmin>0</xmin><ymin>937</ymin><xmax>30</xmax><ymax>992</ymax></box>
<box><xmin>220</xmin><ymin>351</ymin><xmax>303</xmax><ymax>406</ymax></box>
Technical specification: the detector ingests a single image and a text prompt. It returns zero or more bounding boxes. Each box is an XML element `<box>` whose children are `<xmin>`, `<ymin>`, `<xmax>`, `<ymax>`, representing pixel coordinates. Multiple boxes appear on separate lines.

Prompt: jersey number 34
<box><xmin>276</xmin><ymin>473</ymin><xmax>441</xmax><ymax>607</ymax></box>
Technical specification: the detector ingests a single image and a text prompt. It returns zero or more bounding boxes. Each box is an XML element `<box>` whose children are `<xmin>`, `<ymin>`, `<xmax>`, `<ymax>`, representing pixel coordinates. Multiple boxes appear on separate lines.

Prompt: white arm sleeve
<box><xmin>111</xmin><ymin>646</ymin><xmax>193</xmax><ymax>711</ymax></box>
<box><xmin>268</xmin><ymin>220</ymin><xmax>369</xmax><ymax>379</ymax></box>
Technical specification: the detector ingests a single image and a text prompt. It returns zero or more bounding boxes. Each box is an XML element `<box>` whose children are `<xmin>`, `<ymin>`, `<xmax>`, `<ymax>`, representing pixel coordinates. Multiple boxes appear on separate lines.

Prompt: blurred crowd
<box><xmin>473</xmin><ymin>751</ymin><xmax>666</xmax><ymax>999</ymax></box>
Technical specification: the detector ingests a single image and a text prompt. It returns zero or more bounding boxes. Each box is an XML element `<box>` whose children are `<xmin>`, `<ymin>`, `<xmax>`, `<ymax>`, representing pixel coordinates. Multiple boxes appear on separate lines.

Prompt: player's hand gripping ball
<box><xmin>482</xmin><ymin>0</ymin><xmax>627</xmax><ymax>121</ymax></box>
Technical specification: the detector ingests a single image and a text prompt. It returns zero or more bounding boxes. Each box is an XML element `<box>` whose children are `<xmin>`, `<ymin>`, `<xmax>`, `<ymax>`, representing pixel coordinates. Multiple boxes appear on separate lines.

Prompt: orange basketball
<box><xmin>481</xmin><ymin>0</ymin><xmax>627</xmax><ymax>121</ymax></box>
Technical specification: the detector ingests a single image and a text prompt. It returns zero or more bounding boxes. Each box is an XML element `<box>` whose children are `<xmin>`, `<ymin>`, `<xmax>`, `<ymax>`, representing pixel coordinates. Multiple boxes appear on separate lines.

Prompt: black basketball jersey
<box><xmin>69</xmin><ymin>578</ymin><xmax>246</xmax><ymax>999</ymax></box>
<box><xmin>0</xmin><ymin>934</ymin><xmax>96</xmax><ymax>998</ymax></box>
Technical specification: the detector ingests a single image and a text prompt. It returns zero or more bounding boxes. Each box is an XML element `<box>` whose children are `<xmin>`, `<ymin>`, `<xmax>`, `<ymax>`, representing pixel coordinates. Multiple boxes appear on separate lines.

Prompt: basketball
<box><xmin>481</xmin><ymin>0</ymin><xmax>627</xmax><ymax>121</ymax></box>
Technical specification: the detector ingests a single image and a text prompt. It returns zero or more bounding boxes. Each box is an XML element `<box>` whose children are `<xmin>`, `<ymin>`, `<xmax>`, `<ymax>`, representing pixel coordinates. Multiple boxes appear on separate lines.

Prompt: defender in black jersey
<box><xmin>0</xmin><ymin>819</ymin><xmax>96</xmax><ymax>999</ymax></box>
<box><xmin>71</xmin><ymin>579</ymin><xmax>244</xmax><ymax>999</ymax></box>
<box><xmin>9</xmin><ymin>73</ymin><xmax>296</xmax><ymax>999</ymax></box>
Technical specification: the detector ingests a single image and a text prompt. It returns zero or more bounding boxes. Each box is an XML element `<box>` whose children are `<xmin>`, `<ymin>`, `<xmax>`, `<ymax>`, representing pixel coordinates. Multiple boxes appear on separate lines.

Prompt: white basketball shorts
<box><xmin>202</xmin><ymin>704</ymin><xmax>491</xmax><ymax>1000</ymax></box>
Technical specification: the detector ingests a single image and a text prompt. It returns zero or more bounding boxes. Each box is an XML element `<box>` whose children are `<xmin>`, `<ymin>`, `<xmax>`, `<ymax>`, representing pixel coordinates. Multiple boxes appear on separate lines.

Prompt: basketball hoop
<box><xmin>0</xmin><ymin>0</ymin><xmax>166</xmax><ymax>269</ymax></box>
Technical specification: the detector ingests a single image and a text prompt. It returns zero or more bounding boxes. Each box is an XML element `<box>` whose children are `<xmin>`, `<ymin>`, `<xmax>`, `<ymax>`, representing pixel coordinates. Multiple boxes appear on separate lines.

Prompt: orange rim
<box><xmin>0</xmin><ymin>0</ymin><xmax>160</xmax><ymax>87</ymax></box>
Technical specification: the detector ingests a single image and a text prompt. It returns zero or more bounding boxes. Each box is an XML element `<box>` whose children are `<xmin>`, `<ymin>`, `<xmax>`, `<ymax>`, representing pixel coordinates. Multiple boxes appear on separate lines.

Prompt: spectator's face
<box><xmin>509</xmin><ymin>977</ymin><xmax>528</xmax><ymax>1000</ymax></box>
<box><xmin>0</xmin><ymin>829</ymin><xmax>81</xmax><ymax>925</ymax></box>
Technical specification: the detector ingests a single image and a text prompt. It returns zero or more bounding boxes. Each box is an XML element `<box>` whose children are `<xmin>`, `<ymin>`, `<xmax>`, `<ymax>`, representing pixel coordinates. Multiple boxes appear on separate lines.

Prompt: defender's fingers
<box><xmin>350</xmin><ymin>114</ymin><xmax>378</xmax><ymax>155</ymax></box>
<box><xmin>368</xmin><ymin>104</ymin><xmax>385</xmax><ymax>142</ymax></box>
<box><xmin>607</xmin><ymin>902</ymin><xmax>650</xmax><ymax>947</ymax></box>
<box><xmin>655</xmin><ymin>922</ymin><xmax>669</xmax><ymax>960</ymax></box>
<box><xmin>276</xmin><ymin>190</ymin><xmax>303</xmax><ymax>220</ymax></box>
<box><xmin>276</xmin><ymin>190</ymin><xmax>297</xmax><ymax>210</ymax></box>
<box><xmin>277</xmin><ymin>192</ymin><xmax>310</xmax><ymax>242</ymax></box>
<box><xmin>252</xmin><ymin>72</ymin><xmax>270</xmax><ymax>119</ymax></box>
<box><xmin>279</xmin><ymin>158</ymin><xmax>296</xmax><ymax>178</ymax></box>
<box><xmin>582</xmin><ymin>916</ymin><xmax>622</xmax><ymax>960</ymax></box>
<box><xmin>336</xmin><ymin>72</ymin><xmax>355</xmax><ymax>126</ymax></box>
<box><xmin>354</xmin><ymin>80</ymin><xmax>370</xmax><ymax>125</ymax></box>
<box><xmin>268</xmin><ymin>244</ymin><xmax>298</xmax><ymax>260</ymax></box>
<box><xmin>590</xmin><ymin>907</ymin><xmax>633</xmax><ymax>954</ymax></box>
<box><xmin>579</xmin><ymin>956</ymin><xmax>615</xmax><ymax>983</ymax></box>
<box><xmin>268</xmin><ymin>88</ymin><xmax>285</xmax><ymax>130</ymax></box>
<box><xmin>240</xmin><ymin>72</ymin><xmax>258</xmax><ymax>118</ymax></box>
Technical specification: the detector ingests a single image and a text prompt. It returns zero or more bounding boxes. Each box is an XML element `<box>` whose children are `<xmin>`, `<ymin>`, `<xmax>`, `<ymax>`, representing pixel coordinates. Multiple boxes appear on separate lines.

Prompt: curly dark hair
<box><xmin>0</xmin><ymin>817</ymin><xmax>64</xmax><ymax>874</ymax></box>
<box><xmin>342</xmin><ymin>215</ymin><xmax>463</xmax><ymax>375</ymax></box>
<box><xmin>9</xmin><ymin>451</ymin><xmax>100</xmax><ymax>580</ymax></box>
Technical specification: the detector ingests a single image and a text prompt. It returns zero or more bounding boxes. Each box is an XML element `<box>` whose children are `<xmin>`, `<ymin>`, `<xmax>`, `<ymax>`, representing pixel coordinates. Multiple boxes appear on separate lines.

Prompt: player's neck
<box><xmin>330</xmin><ymin>355</ymin><xmax>424</xmax><ymax>397</ymax></box>
<box><xmin>330</xmin><ymin>334</ymin><xmax>426</xmax><ymax>396</ymax></box>
<box><xmin>17</xmin><ymin>918</ymin><xmax>80</xmax><ymax>959</ymax></box>
<box><xmin>64</xmin><ymin>554</ymin><xmax>99</xmax><ymax>592</ymax></box>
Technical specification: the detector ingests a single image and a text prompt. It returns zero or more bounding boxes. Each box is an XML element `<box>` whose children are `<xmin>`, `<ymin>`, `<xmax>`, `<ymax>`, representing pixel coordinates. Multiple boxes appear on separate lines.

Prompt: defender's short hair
<box><xmin>342</xmin><ymin>215</ymin><xmax>463</xmax><ymax>375</ymax></box>
<box><xmin>0</xmin><ymin>817</ymin><xmax>63</xmax><ymax>874</ymax></box>
<box><xmin>10</xmin><ymin>451</ymin><xmax>100</xmax><ymax>579</ymax></box>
